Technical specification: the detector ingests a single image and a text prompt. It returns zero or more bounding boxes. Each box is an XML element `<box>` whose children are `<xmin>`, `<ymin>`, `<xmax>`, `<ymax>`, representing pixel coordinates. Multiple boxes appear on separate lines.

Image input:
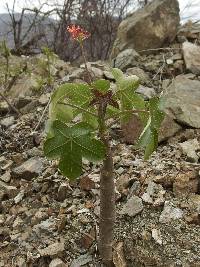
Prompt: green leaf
<box><xmin>137</xmin><ymin>97</ymin><xmax>164</xmax><ymax>159</ymax></box>
<box><xmin>112</xmin><ymin>68</ymin><xmax>145</xmax><ymax>122</ymax></box>
<box><xmin>112</xmin><ymin>68</ymin><xmax>124</xmax><ymax>80</ymax></box>
<box><xmin>49</xmin><ymin>83</ymin><xmax>92</xmax><ymax>123</ymax></box>
<box><xmin>44</xmin><ymin>120</ymin><xmax>105</xmax><ymax>179</ymax></box>
<box><xmin>82</xmin><ymin>109</ymin><xmax>98</xmax><ymax>129</ymax></box>
<box><xmin>149</xmin><ymin>97</ymin><xmax>165</xmax><ymax>129</ymax></box>
<box><xmin>91</xmin><ymin>79</ymin><xmax>110</xmax><ymax>93</ymax></box>
<box><xmin>112</xmin><ymin>68</ymin><xmax>140</xmax><ymax>91</ymax></box>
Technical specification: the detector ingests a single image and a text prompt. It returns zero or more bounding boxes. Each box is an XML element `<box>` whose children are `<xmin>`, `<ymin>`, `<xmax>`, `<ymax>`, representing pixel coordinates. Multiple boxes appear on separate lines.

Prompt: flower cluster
<box><xmin>67</xmin><ymin>25</ymin><xmax>90</xmax><ymax>42</ymax></box>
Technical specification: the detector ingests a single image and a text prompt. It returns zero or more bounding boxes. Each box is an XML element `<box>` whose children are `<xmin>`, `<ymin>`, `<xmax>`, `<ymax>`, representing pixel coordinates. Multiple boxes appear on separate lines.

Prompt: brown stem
<box><xmin>80</xmin><ymin>41</ymin><xmax>93</xmax><ymax>84</ymax></box>
<box><xmin>0</xmin><ymin>91</ymin><xmax>21</xmax><ymax>115</ymax></box>
<box><xmin>98</xmin><ymin>103</ymin><xmax>115</xmax><ymax>266</ymax></box>
<box><xmin>99</xmin><ymin>141</ymin><xmax>115</xmax><ymax>266</ymax></box>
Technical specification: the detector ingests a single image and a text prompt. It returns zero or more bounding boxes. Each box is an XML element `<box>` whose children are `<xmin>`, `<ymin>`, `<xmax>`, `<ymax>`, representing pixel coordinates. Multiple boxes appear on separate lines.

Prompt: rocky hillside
<box><xmin>1</xmin><ymin>0</ymin><xmax>200</xmax><ymax>266</ymax></box>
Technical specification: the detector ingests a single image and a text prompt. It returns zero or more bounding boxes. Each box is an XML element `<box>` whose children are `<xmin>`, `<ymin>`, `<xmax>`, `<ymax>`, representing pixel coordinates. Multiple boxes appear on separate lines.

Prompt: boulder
<box><xmin>163</xmin><ymin>76</ymin><xmax>200</xmax><ymax>128</ymax></box>
<box><xmin>111</xmin><ymin>0</ymin><xmax>180</xmax><ymax>58</ymax></box>
<box><xmin>182</xmin><ymin>41</ymin><xmax>200</xmax><ymax>75</ymax></box>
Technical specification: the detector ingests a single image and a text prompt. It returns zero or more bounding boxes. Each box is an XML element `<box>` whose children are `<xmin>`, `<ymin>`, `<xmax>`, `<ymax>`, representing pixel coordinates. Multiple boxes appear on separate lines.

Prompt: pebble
<box><xmin>120</xmin><ymin>196</ymin><xmax>143</xmax><ymax>217</ymax></box>
<box><xmin>0</xmin><ymin>116</ymin><xmax>15</xmax><ymax>127</ymax></box>
<box><xmin>0</xmin><ymin>180</ymin><xmax>18</xmax><ymax>198</ymax></box>
<box><xmin>11</xmin><ymin>157</ymin><xmax>43</xmax><ymax>180</ymax></box>
<box><xmin>57</xmin><ymin>183</ymin><xmax>69</xmax><ymax>201</ymax></box>
<box><xmin>159</xmin><ymin>201</ymin><xmax>183</xmax><ymax>223</ymax></box>
<box><xmin>49</xmin><ymin>258</ymin><xmax>68</xmax><ymax>267</ymax></box>
<box><xmin>38</xmin><ymin>242</ymin><xmax>65</xmax><ymax>257</ymax></box>
<box><xmin>0</xmin><ymin>171</ymin><xmax>11</xmax><ymax>183</ymax></box>
<box><xmin>70</xmin><ymin>254</ymin><xmax>93</xmax><ymax>267</ymax></box>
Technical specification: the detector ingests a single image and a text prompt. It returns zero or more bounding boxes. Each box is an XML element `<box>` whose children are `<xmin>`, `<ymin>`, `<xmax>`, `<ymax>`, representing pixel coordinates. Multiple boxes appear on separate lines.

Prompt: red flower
<box><xmin>67</xmin><ymin>25</ymin><xmax>90</xmax><ymax>41</ymax></box>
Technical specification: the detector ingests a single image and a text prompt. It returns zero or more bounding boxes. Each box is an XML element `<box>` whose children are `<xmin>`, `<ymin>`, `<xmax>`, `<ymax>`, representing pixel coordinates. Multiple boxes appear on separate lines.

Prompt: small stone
<box><xmin>79</xmin><ymin>176</ymin><xmax>95</xmax><ymax>191</ymax></box>
<box><xmin>1</xmin><ymin>160</ymin><xmax>13</xmax><ymax>171</ymax></box>
<box><xmin>57</xmin><ymin>216</ymin><xmax>67</xmax><ymax>233</ymax></box>
<box><xmin>0</xmin><ymin>214</ymin><xmax>5</xmax><ymax>225</ymax></box>
<box><xmin>103</xmin><ymin>70</ymin><xmax>114</xmax><ymax>80</ymax></box>
<box><xmin>120</xmin><ymin>196</ymin><xmax>143</xmax><ymax>217</ymax></box>
<box><xmin>0</xmin><ymin>171</ymin><xmax>11</xmax><ymax>183</ymax></box>
<box><xmin>152</xmin><ymin>229</ymin><xmax>162</xmax><ymax>245</ymax></box>
<box><xmin>33</xmin><ymin>218</ymin><xmax>56</xmax><ymax>234</ymax></box>
<box><xmin>113</xmin><ymin>49</ymin><xmax>140</xmax><ymax>71</ymax></box>
<box><xmin>116</xmin><ymin>167</ymin><xmax>125</xmax><ymax>175</ymax></box>
<box><xmin>0</xmin><ymin>101</ymin><xmax>9</xmax><ymax>115</ymax></box>
<box><xmin>173</xmin><ymin>171</ymin><xmax>199</xmax><ymax>197</ymax></box>
<box><xmin>141</xmin><ymin>192</ymin><xmax>153</xmax><ymax>204</ymax></box>
<box><xmin>14</xmin><ymin>190</ymin><xmax>25</xmax><ymax>204</ymax></box>
<box><xmin>31</xmin><ymin>209</ymin><xmax>49</xmax><ymax>225</ymax></box>
<box><xmin>39</xmin><ymin>94</ymin><xmax>50</xmax><ymax>106</ymax></box>
<box><xmin>38</xmin><ymin>242</ymin><xmax>65</xmax><ymax>257</ymax></box>
<box><xmin>13</xmin><ymin>216</ymin><xmax>23</xmax><ymax>229</ymax></box>
<box><xmin>166</xmin><ymin>58</ymin><xmax>173</xmax><ymax>65</ymax></box>
<box><xmin>127</xmin><ymin>181</ymin><xmax>141</xmax><ymax>198</ymax></box>
<box><xmin>0</xmin><ymin>180</ymin><xmax>18</xmax><ymax>198</ymax></box>
<box><xmin>0</xmin><ymin>116</ymin><xmax>15</xmax><ymax>127</ymax></box>
<box><xmin>12</xmin><ymin>157</ymin><xmax>43</xmax><ymax>180</ymax></box>
<box><xmin>70</xmin><ymin>254</ymin><xmax>93</xmax><ymax>267</ymax></box>
<box><xmin>136</xmin><ymin>85</ymin><xmax>156</xmax><ymax>100</ymax></box>
<box><xmin>49</xmin><ymin>258</ymin><xmax>68</xmax><ymax>267</ymax></box>
<box><xmin>159</xmin><ymin>201</ymin><xmax>183</xmax><ymax>223</ymax></box>
<box><xmin>183</xmin><ymin>41</ymin><xmax>200</xmax><ymax>75</ymax></box>
<box><xmin>15</xmin><ymin>97</ymin><xmax>32</xmax><ymax>109</ymax></box>
<box><xmin>126</xmin><ymin>67</ymin><xmax>150</xmax><ymax>84</ymax></box>
<box><xmin>116</xmin><ymin>174</ymin><xmax>131</xmax><ymax>194</ymax></box>
<box><xmin>79</xmin><ymin>232</ymin><xmax>95</xmax><ymax>249</ymax></box>
<box><xmin>179</xmin><ymin>138</ymin><xmax>200</xmax><ymax>163</ymax></box>
<box><xmin>57</xmin><ymin>183</ymin><xmax>69</xmax><ymax>201</ymax></box>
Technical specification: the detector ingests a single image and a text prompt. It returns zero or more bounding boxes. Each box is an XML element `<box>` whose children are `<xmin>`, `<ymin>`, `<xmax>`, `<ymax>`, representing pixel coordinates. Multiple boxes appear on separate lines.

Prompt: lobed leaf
<box><xmin>44</xmin><ymin>120</ymin><xmax>105</xmax><ymax>179</ymax></box>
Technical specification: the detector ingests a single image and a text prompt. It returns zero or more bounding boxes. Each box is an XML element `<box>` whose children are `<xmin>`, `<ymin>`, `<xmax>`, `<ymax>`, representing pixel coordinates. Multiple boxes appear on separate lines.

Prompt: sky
<box><xmin>0</xmin><ymin>0</ymin><xmax>200</xmax><ymax>23</ymax></box>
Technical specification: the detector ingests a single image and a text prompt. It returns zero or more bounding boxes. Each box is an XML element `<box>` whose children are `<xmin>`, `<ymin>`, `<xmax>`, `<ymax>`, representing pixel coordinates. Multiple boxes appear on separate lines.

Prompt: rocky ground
<box><xmin>1</xmin><ymin>1</ymin><xmax>200</xmax><ymax>266</ymax></box>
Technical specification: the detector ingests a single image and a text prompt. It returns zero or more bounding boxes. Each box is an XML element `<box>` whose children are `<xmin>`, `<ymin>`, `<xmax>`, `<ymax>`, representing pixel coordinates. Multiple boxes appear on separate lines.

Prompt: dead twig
<box><xmin>0</xmin><ymin>91</ymin><xmax>21</xmax><ymax>115</ymax></box>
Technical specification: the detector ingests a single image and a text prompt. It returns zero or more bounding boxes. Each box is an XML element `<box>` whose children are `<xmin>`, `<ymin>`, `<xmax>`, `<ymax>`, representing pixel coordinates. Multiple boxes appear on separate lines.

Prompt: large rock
<box><xmin>163</xmin><ymin>76</ymin><xmax>200</xmax><ymax>128</ymax></box>
<box><xmin>111</xmin><ymin>0</ymin><xmax>180</xmax><ymax>58</ymax></box>
<box><xmin>182</xmin><ymin>41</ymin><xmax>200</xmax><ymax>75</ymax></box>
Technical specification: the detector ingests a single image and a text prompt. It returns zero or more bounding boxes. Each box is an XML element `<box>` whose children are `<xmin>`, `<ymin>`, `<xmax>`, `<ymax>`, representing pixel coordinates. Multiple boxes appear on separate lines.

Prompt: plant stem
<box><xmin>0</xmin><ymin>91</ymin><xmax>21</xmax><ymax>115</ymax></box>
<box><xmin>98</xmin><ymin>104</ymin><xmax>115</xmax><ymax>266</ymax></box>
<box><xmin>34</xmin><ymin>97</ymin><xmax>51</xmax><ymax>132</ymax></box>
<box><xmin>80</xmin><ymin>41</ymin><xmax>93</xmax><ymax>84</ymax></box>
